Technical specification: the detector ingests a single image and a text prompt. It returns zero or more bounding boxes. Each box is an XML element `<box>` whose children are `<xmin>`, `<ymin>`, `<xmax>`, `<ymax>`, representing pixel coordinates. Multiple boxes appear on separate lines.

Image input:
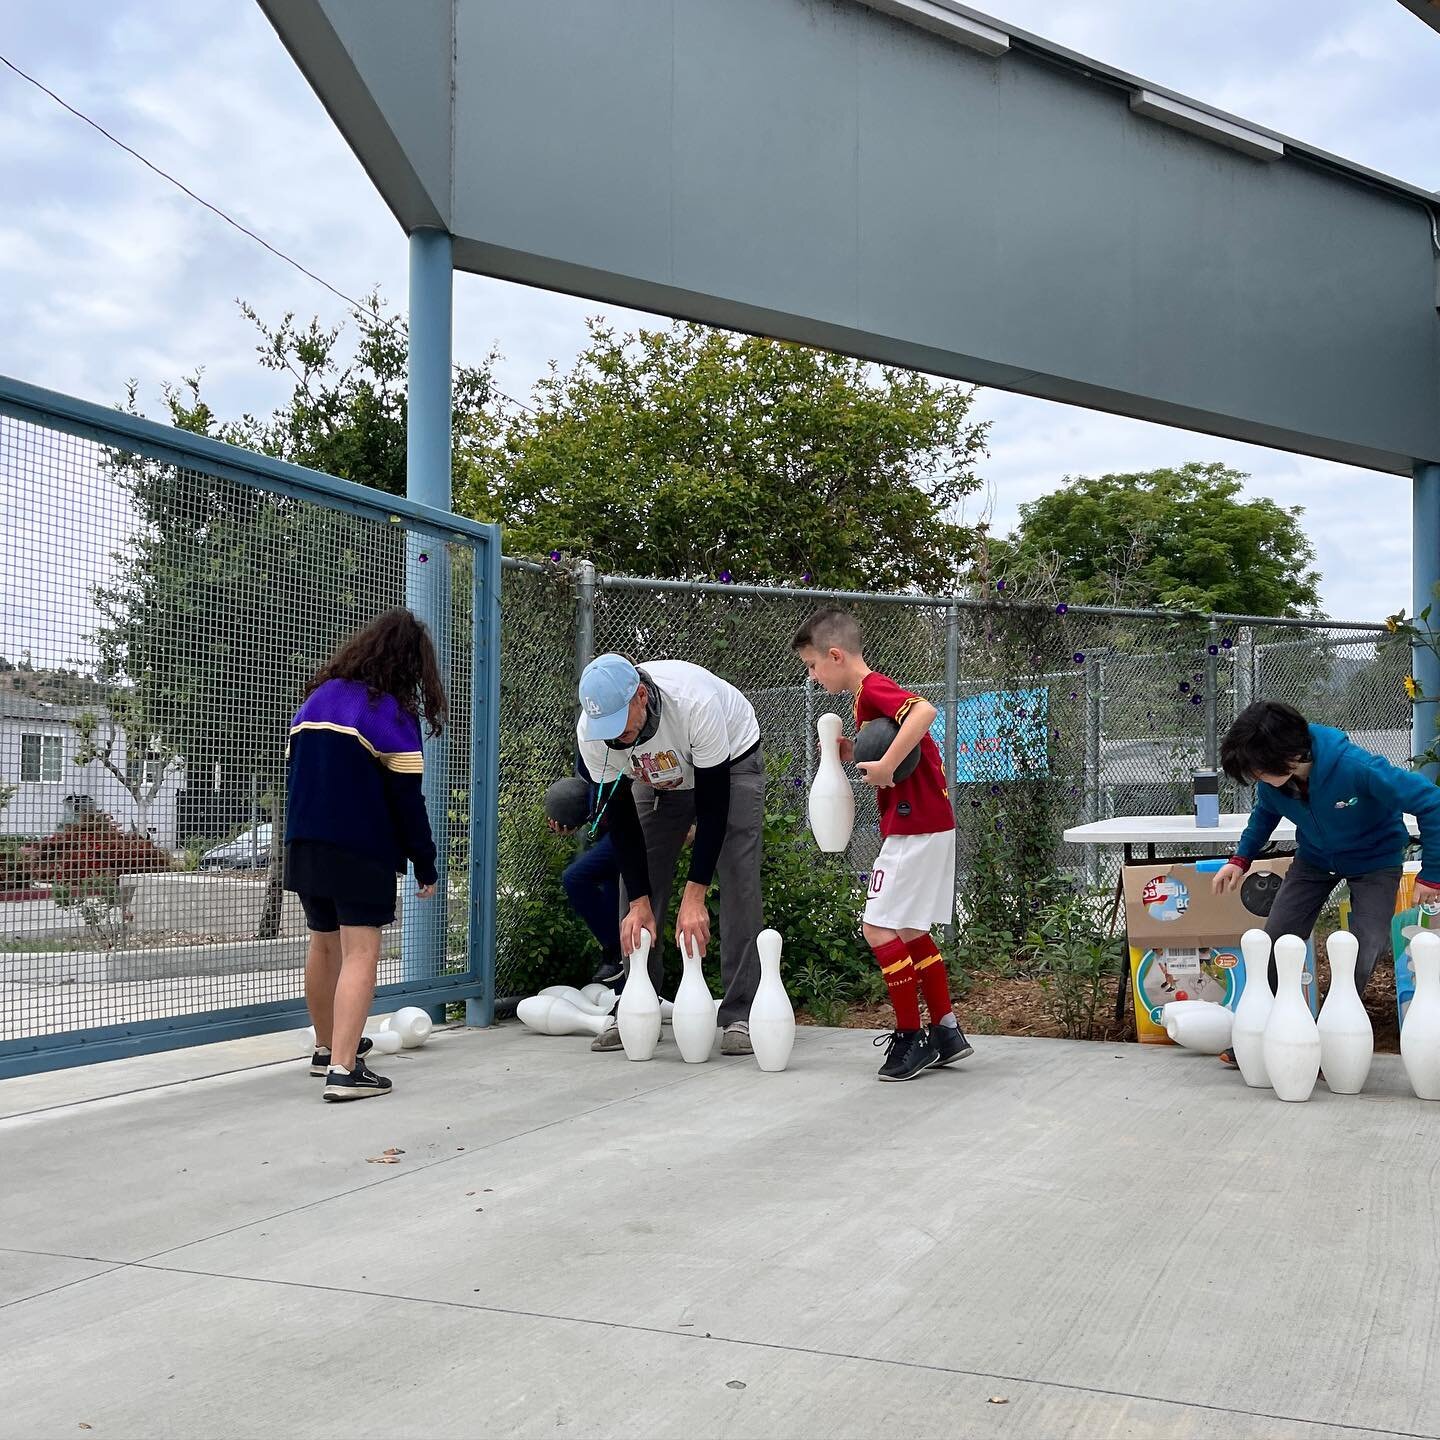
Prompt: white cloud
<box><xmin>0</xmin><ymin>0</ymin><xmax>1435</xmax><ymax>641</ymax></box>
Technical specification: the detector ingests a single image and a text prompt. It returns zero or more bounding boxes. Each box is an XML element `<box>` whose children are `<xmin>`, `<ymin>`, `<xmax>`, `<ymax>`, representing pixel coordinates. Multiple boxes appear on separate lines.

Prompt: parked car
<box><xmin>199</xmin><ymin>823</ymin><xmax>273</xmax><ymax>871</ymax></box>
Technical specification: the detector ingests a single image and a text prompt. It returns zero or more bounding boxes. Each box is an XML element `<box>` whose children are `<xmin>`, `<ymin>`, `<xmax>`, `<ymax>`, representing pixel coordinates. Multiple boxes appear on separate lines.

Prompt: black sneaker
<box><xmin>322</xmin><ymin>1061</ymin><xmax>392</xmax><ymax>1101</ymax></box>
<box><xmin>929</xmin><ymin>1023</ymin><xmax>974</xmax><ymax>1067</ymax></box>
<box><xmin>590</xmin><ymin>954</ymin><xmax>624</xmax><ymax>986</ymax></box>
<box><xmin>310</xmin><ymin>1035</ymin><xmax>372</xmax><ymax>1077</ymax></box>
<box><xmin>874</xmin><ymin>1028</ymin><xmax>940</xmax><ymax>1082</ymax></box>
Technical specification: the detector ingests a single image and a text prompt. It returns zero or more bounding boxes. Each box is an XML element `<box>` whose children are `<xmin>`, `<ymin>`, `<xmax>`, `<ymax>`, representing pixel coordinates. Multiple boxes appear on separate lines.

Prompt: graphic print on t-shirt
<box><xmin>630</xmin><ymin>748</ymin><xmax>685</xmax><ymax>790</ymax></box>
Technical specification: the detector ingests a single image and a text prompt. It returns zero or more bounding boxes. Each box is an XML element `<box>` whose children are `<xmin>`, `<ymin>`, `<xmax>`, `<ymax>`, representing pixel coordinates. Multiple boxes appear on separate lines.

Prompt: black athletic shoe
<box><xmin>929</xmin><ymin>1023</ymin><xmax>974</xmax><ymax>1067</ymax></box>
<box><xmin>309</xmin><ymin>1035</ymin><xmax>372</xmax><ymax>1077</ymax></box>
<box><xmin>590</xmin><ymin>955</ymin><xmax>624</xmax><ymax>986</ymax></box>
<box><xmin>322</xmin><ymin>1060</ymin><xmax>392</xmax><ymax>1101</ymax></box>
<box><xmin>874</xmin><ymin>1028</ymin><xmax>940</xmax><ymax>1082</ymax></box>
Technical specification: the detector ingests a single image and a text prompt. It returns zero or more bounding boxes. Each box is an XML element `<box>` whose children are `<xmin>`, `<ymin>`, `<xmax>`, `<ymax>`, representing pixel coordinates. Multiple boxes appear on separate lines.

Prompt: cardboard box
<box><xmin>1123</xmin><ymin>856</ymin><xmax>1316</xmax><ymax>1044</ymax></box>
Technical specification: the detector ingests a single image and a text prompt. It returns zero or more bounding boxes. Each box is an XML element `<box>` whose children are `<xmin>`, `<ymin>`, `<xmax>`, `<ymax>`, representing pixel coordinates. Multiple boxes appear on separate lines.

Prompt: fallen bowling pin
<box><xmin>389</xmin><ymin>1006</ymin><xmax>434</xmax><ymax>1049</ymax></box>
<box><xmin>539</xmin><ymin>984</ymin><xmax>615</xmax><ymax>1016</ymax></box>
<box><xmin>1162</xmin><ymin>1000</ymin><xmax>1233</xmax><ymax>1054</ymax></box>
<box><xmin>369</xmin><ymin>1029</ymin><xmax>403</xmax><ymax>1055</ymax></box>
<box><xmin>617</xmin><ymin>929</ymin><xmax>661</xmax><ymax>1060</ymax></box>
<box><xmin>517</xmin><ymin>995</ymin><xmax>610</xmax><ymax>1037</ymax></box>
<box><xmin>580</xmin><ymin>982</ymin><xmax>617</xmax><ymax>1009</ymax></box>
<box><xmin>748</xmin><ymin>928</ymin><xmax>795</xmax><ymax>1072</ymax></box>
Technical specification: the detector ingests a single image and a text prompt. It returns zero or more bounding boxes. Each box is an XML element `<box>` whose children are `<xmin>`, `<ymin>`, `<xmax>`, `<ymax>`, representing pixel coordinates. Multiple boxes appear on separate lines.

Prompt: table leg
<box><xmin>1112</xmin><ymin>844</ymin><xmax>1135</xmax><ymax>1027</ymax></box>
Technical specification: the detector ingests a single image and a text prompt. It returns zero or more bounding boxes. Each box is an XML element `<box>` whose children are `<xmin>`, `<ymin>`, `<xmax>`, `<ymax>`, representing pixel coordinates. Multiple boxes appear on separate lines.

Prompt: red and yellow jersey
<box><xmin>855</xmin><ymin>672</ymin><xmax>955</xmax><ymax>837</ymax></box>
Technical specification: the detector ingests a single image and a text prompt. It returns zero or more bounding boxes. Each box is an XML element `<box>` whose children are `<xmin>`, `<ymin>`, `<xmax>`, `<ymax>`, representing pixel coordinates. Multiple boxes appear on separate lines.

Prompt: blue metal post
<box><xmin>1415</xmin><ymin>463</ymin><xmax>1440</xmax><ymax>777</ymax></box>
<box><xmin>467</xmin><ymin>531</ymin><xmax>502</xmax><ymax>1026</ymax></box>
<box><xmin>404</xmin><ymin>228</ymin><xmax>454</xmax><ymax>1010</ymax></box>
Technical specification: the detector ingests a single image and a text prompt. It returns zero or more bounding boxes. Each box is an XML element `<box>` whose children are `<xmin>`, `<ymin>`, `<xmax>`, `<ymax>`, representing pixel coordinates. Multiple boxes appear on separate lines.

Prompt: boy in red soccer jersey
<box><xmin>793</xmin><ymin>607</ymin><xmax>973</xmax><ymax>1080</ymax></box>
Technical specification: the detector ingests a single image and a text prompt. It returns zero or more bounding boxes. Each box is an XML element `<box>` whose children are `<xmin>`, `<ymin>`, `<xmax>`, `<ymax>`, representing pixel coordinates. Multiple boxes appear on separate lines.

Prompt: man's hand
<box><xmin>621</xmin><ymin>898</ymin><xmax>657</xmax><ymax>956</ymax></box>
<box><xmin>835</xmin><ymin>736</ymin><xmax>854</xmax><ymax>766</ymax></box>
<box><xmin>1211</xmin><ymin>862</ymin><xmax>1244</xmax><ymax>896</ymax></box>
<box><xmin>1415</xmin><ymin>879</ymin><xmax>1440</xmax><ymax>907</ymax></box>
<box><xmin>676</xmin><ymin>882</ymin><xmax>711</xmax><ymax>957</ymax></box>
<box><xmin>545</xmin><ymin>817</ymin><xmax>577</xmax><ymax>836</ymax></box>
<box><xmin>857</xmin><ymin>757</ymin><xmax>897</xmax><ymax>789</ymax></box>
<box><xmin>416</xmin><ymin>882</ymin><xmax>436</xmax><ymax>900</ymax></box>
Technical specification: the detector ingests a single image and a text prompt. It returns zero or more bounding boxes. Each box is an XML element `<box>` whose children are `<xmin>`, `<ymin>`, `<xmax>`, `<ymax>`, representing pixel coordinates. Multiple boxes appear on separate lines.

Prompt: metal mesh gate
<box><xmin>0</xmin><ymin>377</ymin><xmax>499</xmax><ymax>1076</ymax></box>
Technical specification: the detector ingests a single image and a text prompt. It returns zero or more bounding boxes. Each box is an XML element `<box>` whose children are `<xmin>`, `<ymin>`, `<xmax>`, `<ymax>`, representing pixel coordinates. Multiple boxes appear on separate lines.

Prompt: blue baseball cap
<box><xmin>578</xmin><ymin>654</ymin><xmax>640</xmax><ymax>741</ymax></box>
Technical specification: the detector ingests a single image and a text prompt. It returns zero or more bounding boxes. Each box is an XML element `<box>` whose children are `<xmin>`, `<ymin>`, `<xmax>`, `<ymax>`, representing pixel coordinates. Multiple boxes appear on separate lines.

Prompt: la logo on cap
<box><xmin>585</xmin><ymin>698</ymin><xmax>603</xmax><ymax>715</ymax></box>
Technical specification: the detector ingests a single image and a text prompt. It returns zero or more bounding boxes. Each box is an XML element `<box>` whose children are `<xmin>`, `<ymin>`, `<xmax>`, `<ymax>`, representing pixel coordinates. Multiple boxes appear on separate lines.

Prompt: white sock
<box><xmin>936</xmin><ymin>1013</ymin><xmax>958</xmax><ymax>1030</ymax></box>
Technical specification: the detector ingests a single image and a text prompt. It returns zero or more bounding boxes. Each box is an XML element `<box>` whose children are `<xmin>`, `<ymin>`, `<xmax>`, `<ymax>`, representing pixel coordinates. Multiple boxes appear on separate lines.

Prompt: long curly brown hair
<box><xmin>307</xmin><ymin>608</ymin><xmax>447</xmax><ymax>736</ymax></box>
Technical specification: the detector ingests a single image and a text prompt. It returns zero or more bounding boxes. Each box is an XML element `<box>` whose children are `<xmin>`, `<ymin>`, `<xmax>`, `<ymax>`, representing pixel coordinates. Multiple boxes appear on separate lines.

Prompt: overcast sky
<box><xmin>2</xmin><ymin>0</ymin><xmax>1438</xmax><ymax>639</ymax></box>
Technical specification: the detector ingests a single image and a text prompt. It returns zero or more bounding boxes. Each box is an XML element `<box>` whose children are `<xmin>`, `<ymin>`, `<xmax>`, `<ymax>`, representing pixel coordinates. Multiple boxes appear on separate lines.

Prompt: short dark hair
<box><xmin>1219</xmin><ymin>700</ymin><xmax>1311</xmax><ymax>784</ymax></box>
<box><xmin>792</xmin><ymin>607</ymin><xmax>863</xmax><ymax>656</ymax></box>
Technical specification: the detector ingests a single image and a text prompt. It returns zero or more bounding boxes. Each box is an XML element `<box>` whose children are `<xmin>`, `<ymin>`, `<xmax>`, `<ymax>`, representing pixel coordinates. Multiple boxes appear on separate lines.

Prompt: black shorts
<box><xmin>296</xmin><ymin>891</ymin><xmax>396</xmax><ymax>931</ymax></box>
<box><xmin>285</xmin><ymin>840</ymin><xmax>399</xmax><ymax>931</ymax></box>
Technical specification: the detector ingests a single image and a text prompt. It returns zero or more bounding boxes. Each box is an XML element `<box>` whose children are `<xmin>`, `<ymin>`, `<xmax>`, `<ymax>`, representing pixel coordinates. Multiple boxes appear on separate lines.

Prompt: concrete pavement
<box><xmin>1</xmin><ymin>1025</ymin><xmax>1436</xmax><ymax>1439</ymax></box>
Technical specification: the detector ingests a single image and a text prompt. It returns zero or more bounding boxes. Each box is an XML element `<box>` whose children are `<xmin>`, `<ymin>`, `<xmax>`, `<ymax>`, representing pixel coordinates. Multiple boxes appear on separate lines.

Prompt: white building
<box><xmin>0</xmin><ymin>694</ymin><xmax>185</xmax><ymax>846</ymax></box>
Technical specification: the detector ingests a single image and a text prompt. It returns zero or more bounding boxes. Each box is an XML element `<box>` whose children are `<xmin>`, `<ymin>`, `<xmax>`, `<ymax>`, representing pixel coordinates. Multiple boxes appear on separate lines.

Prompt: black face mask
<box><xmin>604</xmin><ymin>672</ymin><xmax>662</xmax><ymax>750</ymax></box>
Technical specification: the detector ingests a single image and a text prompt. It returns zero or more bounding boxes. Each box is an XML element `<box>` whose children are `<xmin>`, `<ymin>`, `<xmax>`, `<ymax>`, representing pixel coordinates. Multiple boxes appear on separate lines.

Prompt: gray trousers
<box><xmin>1260</xmin><ymin>855</ymin><xmax>1402</xmax><ymax>994</ymax></box>
<box><xmin>619</xmin><ymin>748</ymin><xmax>765</xmax><ymax>1027</ymax></box>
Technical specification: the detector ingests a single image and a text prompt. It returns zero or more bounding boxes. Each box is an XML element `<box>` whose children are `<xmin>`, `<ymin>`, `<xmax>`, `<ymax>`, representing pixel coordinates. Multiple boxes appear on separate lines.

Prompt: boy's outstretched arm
<box><xmin>1212</xmin><ymin>789</ymin><xmax>1280</xmax><ymax>894</ymax></box>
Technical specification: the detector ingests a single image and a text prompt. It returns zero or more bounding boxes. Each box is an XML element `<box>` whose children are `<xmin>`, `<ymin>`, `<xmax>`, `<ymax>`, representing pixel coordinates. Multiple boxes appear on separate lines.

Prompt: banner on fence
<box><xmin>930</xmin><ymin>686</ymin><xmax>1049</xmax><ymax>783</ymax></box>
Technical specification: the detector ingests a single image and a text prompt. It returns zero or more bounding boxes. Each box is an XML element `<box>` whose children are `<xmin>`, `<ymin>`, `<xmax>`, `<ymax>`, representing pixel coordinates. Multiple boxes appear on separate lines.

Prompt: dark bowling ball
<box><xmin>544</xmin><ymin>776</ymin><xmax>593</xmax><ymax>828</ymax></box>
<box><xmin>853</xmin><ymin>716</ymin><xmax>921</xmax><ymax>782</ymax></box>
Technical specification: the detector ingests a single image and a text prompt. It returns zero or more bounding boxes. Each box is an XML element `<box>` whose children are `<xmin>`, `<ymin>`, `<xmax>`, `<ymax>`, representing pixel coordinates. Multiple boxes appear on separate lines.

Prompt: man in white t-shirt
<box><xmin>576</xmin><ymin>653</ymin><xmax>765</xmax><ymax>1056</ymax></box>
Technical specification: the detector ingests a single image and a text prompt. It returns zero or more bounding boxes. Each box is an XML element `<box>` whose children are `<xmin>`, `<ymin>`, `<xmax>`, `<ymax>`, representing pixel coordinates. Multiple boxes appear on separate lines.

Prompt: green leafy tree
<box><xmin>992</xmin><ymin>462</ymin><xmax>1321</xmax><ymax>617</ymax></box>
<box><xmin>97</xmin><ymin>296</ymin><xmax>494</xmax><ymax>934</ymax></box>
<box><xmin>460</xmin><ymin>320</ymin><xmax>988</xmax><ymax>590</ymax></box>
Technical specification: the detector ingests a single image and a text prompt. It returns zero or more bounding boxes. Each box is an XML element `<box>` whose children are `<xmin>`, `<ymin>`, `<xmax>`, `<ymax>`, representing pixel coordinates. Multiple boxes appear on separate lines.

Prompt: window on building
<box><xmin>20</xmin><ymin>733</ymin><xmax>64</xmax><ymax>783</ymax></box>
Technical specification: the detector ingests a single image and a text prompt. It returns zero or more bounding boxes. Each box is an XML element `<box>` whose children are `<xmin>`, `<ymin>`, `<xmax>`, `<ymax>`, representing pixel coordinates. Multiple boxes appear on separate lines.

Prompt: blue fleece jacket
<box><xmin>1236</xmin><ymin>724</ymin><xmax>1440</xmax><ymax>882</ymax></box>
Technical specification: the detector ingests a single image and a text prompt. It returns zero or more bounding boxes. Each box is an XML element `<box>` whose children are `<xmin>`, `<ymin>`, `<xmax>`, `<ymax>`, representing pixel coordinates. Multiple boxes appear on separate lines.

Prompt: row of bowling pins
<box><xmin>519</xmin><ymin>927</ymin><xmax>796</xmax><ymax>1071</ymax></box>
<box><xmin>1215</xmin><ymin>927</ymin><xmax>1440</xmax><ymax>1102</ymax></box>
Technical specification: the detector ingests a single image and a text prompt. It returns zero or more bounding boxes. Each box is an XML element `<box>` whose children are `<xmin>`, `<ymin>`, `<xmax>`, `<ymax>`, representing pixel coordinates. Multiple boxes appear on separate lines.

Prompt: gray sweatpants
<box><xmin>619</xmin><ymin>747</ymin><xmax>765</xmax><ymax>1028</ymax></box>
<box><xmin>1260</xmin><ymin>855</ymin><xmax>1402</xmax><ymax>994</ymax></box>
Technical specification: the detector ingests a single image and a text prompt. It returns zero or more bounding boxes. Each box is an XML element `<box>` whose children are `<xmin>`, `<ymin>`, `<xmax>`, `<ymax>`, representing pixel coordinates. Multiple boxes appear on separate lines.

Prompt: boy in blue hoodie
<box><xmin>1211</xmin><ymin>700</ymin><xmax>1440</xmax><ymax>1065</ymax></box>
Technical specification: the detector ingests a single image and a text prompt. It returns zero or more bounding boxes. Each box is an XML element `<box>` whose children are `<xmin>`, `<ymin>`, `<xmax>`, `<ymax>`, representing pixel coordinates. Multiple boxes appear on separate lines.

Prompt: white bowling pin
<box><xmin>808</xmin><ymin>713</ymin><xmax>855</xmax><ymax>852</ymax></box>
<box><xmin>580</xmin><ymin>983</ymin><xmax>617</xmax><ymax>1010</ymax></box>
<box><xmin>748</xmin><ymin>928</ymin><xmax>795</xmax><ymax>1072</ymax></box>
<box><xmin>1400</xmin><ymin>930</ymin><xmax>1440</xmax><ymax>1100</ymax></box>
<box><xmin>390</xmin><ymin>1006</ymin><xmax>433</xmax><ymax>1049</ymax></box>
<box><xmin>517</xmin><ymin>995</ymin><xmax>610</xmax><ymax>1037</ymax></box>
<box><xmin>369</xmin><ymin>1029</ymin><xmax>403</xmax><ymax>1054</ymax></box>
<box><xmin>1262</xmin><ymin>935</ymin><xmax>1321</xmax><ymax>1102</ymax></box>
<box><xmin>1316</xmin><ymin>931</ymin><xmax>1372</xmax><ymax>1094</ymax></box>
<box><xmin>1231</xmin><ymin>929</ymin><xmax>1274</xmax><ymax>1089</ymax></box>
<box><xmin>1162</xmin><ymin>1000</ymin><xmax>1233</xmax><ymax>1053</ymax></box>
<box><xmin>672</xmin><ymin>934</ymin><xmax>717</xmax><ymax>1063</ymax></box>
<box><xmin>617</xmin><ymin>929</ymin><xmax>662</xmax><ymax>1061</ymax></box>
<box><xmin>539</xmin><ymin>984</ymin><xmax>615</xmax><ymax>1016</ymax></box>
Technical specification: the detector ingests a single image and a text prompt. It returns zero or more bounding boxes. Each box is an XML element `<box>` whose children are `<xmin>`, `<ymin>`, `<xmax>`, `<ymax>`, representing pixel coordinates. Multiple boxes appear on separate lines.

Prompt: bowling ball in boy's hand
<box><xmin>544</xmin><ymin>777</ymin><xmax>592</xmax><ymax>830</ymax></box>
<box><xmin>853</xmin><ymin>718</ymin><xmax>921</xmax><ymax>782</ymax></box>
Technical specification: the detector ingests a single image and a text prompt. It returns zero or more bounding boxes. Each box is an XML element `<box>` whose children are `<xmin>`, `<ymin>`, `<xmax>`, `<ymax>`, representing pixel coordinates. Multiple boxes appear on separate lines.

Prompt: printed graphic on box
<box><xmin>1123</xmin><ymin>856</ymin><xmax>1314</xmax><ymax>1043</ymax></box>
<box><xmin>1391</xmin><ymin>903</ymin><xmax>1440</xmax><ymax>1026</ymax></box>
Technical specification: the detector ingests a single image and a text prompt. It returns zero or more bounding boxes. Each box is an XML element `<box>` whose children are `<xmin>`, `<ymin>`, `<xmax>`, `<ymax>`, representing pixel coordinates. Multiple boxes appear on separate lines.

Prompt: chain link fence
<box><xmin>0</xmin><ymin>383</ymin><xmax>494</xmax><ymax>1074</ymax></box>
<box><xmin>495</xmin><ymin>564</ymin><xmax>1404</xmax><ymax>993</ymax></box>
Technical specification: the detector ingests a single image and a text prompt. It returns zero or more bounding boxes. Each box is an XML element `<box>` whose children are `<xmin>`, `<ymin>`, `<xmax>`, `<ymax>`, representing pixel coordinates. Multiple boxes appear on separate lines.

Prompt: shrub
<box><xmin>1022</xmin><ymin>890</ymin><xmax>1122</xmax><ymax>1039</ymax></box>
<box><xmin>23</xmin><ymin>815</ymin><xmax>172</xmax><ymax>888</ymax></box>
